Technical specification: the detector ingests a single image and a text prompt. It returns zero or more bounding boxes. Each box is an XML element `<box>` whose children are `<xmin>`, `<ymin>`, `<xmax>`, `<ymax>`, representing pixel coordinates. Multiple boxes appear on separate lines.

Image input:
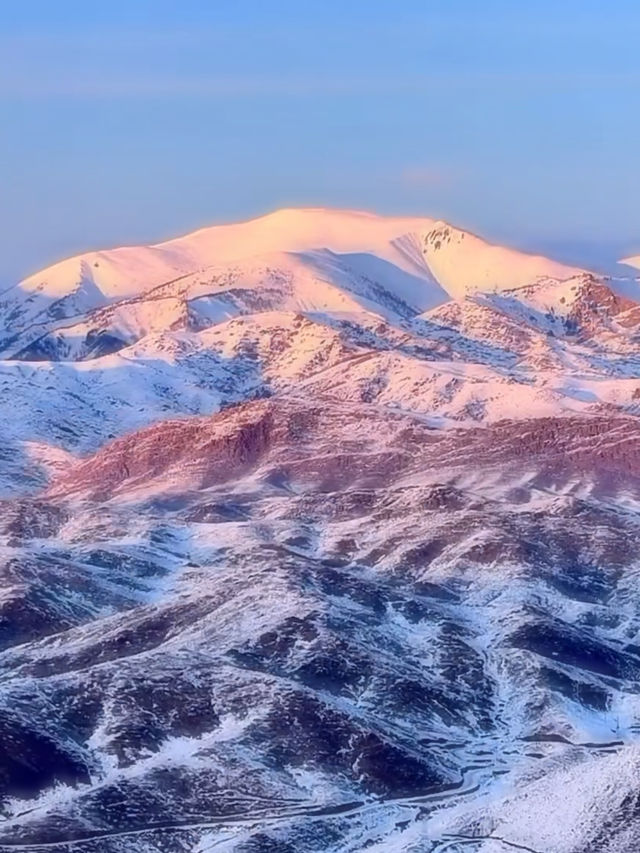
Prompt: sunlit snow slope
<box><xmin>0</xmin><ymin>209</ymin><xmax>639</xmax><ymax>852</ymax></box>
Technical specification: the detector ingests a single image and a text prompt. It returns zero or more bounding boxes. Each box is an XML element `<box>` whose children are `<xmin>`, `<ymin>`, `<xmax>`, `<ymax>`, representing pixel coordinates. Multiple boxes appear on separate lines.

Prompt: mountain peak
<box><xmin>620</xmin><ymin>254</ymin><xmax>640</xmax><ymax>271</ymax></box>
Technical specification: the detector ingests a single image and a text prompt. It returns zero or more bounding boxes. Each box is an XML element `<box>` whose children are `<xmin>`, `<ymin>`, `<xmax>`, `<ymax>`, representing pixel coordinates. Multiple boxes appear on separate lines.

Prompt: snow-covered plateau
<box><xmin>0</xmin><ymin>208</ymin><xmax>639</xmax><ymax>851</ymax></box>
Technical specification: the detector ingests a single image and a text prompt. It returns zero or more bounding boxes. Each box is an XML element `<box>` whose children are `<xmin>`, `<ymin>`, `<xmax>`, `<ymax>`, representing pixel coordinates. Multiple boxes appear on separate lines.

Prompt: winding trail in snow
<box><xmin>0</xmin><ymin>767</ymin><xmax>491</xmax><ymax>851</ymax></box>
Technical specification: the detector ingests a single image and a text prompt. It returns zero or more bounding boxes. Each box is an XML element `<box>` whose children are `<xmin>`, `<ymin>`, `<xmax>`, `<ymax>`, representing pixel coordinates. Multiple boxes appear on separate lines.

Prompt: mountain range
<box><xmin>0</xmin><ymin>208</ymin><xmax>639</xmax><ymax>852</ymax></box>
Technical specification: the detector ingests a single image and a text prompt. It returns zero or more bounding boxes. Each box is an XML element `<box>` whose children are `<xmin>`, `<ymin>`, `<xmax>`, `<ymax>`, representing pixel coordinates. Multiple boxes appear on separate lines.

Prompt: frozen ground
<box><xmin>0</xmin><ymin>209</ymin><xmax>639</xmax><ymax>851</ymax></box>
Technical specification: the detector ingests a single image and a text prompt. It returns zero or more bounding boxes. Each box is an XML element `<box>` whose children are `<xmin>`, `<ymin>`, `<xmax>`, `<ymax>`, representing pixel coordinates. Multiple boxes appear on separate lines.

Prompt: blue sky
<box><xmin>2</xmin><ymin>0</ymin><xmax>639</xmax><ymax>283</ymax></box>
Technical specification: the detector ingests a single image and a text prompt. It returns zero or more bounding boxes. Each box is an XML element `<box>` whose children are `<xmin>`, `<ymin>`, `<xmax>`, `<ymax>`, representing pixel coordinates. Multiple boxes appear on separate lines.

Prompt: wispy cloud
<box><xmin>2</xmin><ymin>69</ymin><xmax>640</xmax><ymax>100</ymax></box>
<box><xmin>0</xmin><ymin>73</ymin><xmax>331</xmax><ymax>99</ymax></box>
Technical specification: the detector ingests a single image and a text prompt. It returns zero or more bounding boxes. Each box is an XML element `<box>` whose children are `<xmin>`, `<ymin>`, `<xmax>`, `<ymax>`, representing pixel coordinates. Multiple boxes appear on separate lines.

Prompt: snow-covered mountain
<box><xmin>2</xmin><ymin>208</ymin><xmax>588</xmax><ymax>358</ymax></box>
<box><xmin>1</xmin><ymin>208</ymin><xmax>640</xmax><ymax>852</ymax></box>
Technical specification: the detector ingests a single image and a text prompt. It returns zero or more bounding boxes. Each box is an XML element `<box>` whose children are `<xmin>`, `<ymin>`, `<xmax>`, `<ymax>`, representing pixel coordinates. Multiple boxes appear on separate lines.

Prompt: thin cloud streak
<box><xmin>3</xmin><ymin>70</ymin><xmax>640</xmax><ymax>99</ymax></box>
